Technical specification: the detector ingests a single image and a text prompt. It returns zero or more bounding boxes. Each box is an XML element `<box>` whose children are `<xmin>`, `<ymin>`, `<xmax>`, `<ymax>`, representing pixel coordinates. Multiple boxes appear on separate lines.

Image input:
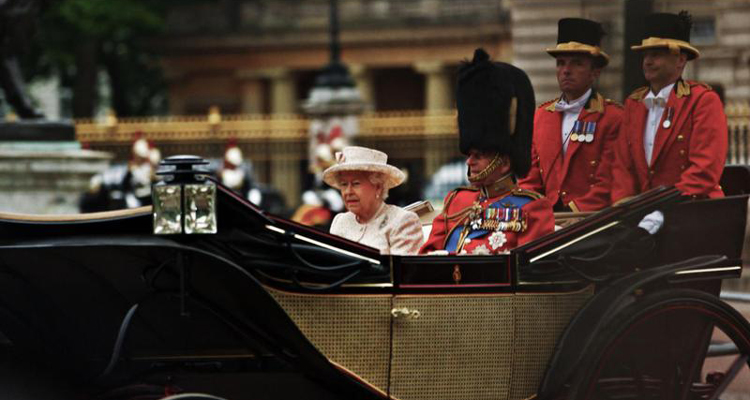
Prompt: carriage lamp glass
<box><xmin>153</xmin><ymin>185</ymin><xmax>182</xmax><ymax>234</ymax></box>
<box><xmin>183</xmin><ymin>183</ymin><xmax>217</xmax><ymax>234</ymax></box>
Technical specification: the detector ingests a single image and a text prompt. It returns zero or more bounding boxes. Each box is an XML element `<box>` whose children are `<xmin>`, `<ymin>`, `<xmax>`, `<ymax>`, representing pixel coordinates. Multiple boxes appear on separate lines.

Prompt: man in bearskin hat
<box><xmin>518</xmin><ymin>18</ymin><xmax>622</xmax><ymax>212</ymax></box>
<box><xmin>612</xmin><ymin>11</ymin><xmax>727</xmax><ymax>201</ymax></box>
<box><xmin>420</xmin><ymin>49</ymin><xmax>554</xmax><ymax>255</ymax></box>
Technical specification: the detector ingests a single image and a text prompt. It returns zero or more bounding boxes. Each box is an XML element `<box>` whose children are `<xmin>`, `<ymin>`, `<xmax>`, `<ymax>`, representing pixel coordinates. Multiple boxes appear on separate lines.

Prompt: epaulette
<box><xmin>585</xmin><ymin>93</ymin><xmax>604</xmax><ymax>113</ymax></box>
<box><xmin>688</xmin><ymin>80</ymin><xmax>712</xmax><ymax>90</ymax></box>
<box><xmin>676</xmin><ymin>80</ymin><xmax>712</xmax><ymax>98</ymax></box>
<box><xmin>676</xmin><ymin>80</ymin><xmax>691</xmax><ymax>98</ymax></box>
<box><xmin>511</xmin><ymin>187</ymin><xmax>544</xmax><ymax>200</ymax></box>
<box><xmin>442</xmin><ymin>185</ymin><xmax>478</xmax><ymax>210</ymax></box>
<box><xmin>541</xmin><ymin>98</ymin><xmax>559</xmax><ymax>112</ymax></box>
<box><xmin>628</xmin><ymin>86</ymin><xmax>649</xmax><ymax>101</ymax></box>
<box><xmin>605</xmin><ymin>98</ymin><xmax>623</xmax><ymax>108</ymax></box>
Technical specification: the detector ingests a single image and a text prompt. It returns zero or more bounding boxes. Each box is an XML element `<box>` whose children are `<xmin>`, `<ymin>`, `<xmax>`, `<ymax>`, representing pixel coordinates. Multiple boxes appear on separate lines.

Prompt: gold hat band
<box><xmin>630</xmin><ymin>37</ymin><xmax>700</xmax><ymax>59</ymax></box>
<box><xmin>546</xmin><ymin>41</ymin><xmax>610</xmax><ymax>66</ymax></box>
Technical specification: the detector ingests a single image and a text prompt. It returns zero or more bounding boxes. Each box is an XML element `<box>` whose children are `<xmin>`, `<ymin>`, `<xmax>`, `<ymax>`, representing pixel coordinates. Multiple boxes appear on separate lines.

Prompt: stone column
<box><xmin>164</xmin><ymin>69</ymin><xmax>188</xmax><ymax>115</ymax></box>
<box><xmin>264</xmin><ymin>67</ymin><xmax>300</xmax><ymax>206</ymax></box>
<box><xmin>415</xmin><ymin>61</ymin><xmax>453</xmax><ymax>177</ymax></box>
<box><xmin>414</xmin><ymin>61</ymin><xmax>452</xmax><ymax>113</ymax></box>
<box><xmin>264</xmin><ymin>68</ymin><xmax>296</xmax><ymax>115</ymax></box>
<box><xmin>236</xmin><ymin>70</ymin><xmax>266</xmax><ymax>114</ymax></box>
<box><xmin>269</xmin><ymin>140</ymin><xmax>302</xmax><ymax>209</ymax></box>
<box><xmin>350</xmin><ymin>64</ymin><xmax>375</xmax><ymax>108</ymax></box>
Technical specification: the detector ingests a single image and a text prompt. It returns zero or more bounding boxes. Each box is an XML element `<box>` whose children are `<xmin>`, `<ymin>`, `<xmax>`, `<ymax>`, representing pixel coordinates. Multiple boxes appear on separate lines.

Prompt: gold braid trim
<box><xmin>468</xmin><ymin>153</ymin><xmax>502</xmax><ymax>183</ymax></box>
<box><xmin>585</xmin><ymin>92</ymin><xmax>604</xmax><ymax>114</ymax></box>
<box><xmin>629</xmin><ymin>86</ymin><xmax>649</xmax><ymax>101</ymax></box>
<box><xmin>543</xmin><ymin>98</ymin><xmax>559</xmax><ymax>112</ymax></box>
<box><xmin>676</xmin><ymin>80</ymin><xmax>691</xmax><ymax>98</ymax></box>
<box><xmin>440</xmin><ymin>189</ymin><xmax>474</xmax><ymax>237</ymax></box>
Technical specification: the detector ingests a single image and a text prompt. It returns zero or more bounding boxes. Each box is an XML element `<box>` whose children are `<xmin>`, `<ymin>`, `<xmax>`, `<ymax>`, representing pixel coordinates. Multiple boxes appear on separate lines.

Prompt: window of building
<box><xmin>691</xmin><ymin>17</ymin><xmax>716</xmax><ymax>46</ymax></box>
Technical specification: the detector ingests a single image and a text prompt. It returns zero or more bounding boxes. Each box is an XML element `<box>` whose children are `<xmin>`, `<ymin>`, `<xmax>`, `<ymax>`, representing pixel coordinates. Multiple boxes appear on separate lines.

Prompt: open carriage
<box><xmin>0</xmin><ymin>156</ymin><xmax>748</xmax><ymax>400</ymax></box>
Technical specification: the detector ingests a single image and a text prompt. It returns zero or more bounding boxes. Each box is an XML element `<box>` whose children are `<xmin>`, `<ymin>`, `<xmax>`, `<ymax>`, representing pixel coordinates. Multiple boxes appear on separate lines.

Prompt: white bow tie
<box><xmin>554</xmin><ymin>100</ymin><xmax>584</xmax><ymax>114</ymax></box>
<box><xmin>643</xmin><ymin>97</ymin><xmax>667</xmax><ymax>109</ymax></box>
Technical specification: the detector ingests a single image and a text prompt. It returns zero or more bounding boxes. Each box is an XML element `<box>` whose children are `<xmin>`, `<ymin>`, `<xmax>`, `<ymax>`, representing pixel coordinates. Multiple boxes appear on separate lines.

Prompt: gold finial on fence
<box><xmin>105</xmin><ymin>109</ymin><xmax>118</xmax><ymax>129</ymax></box>
<box><xmin>208</xmin><ymin>106</ymin><xmax>222</xmax><ymax>126</ymax></box>
<box><xmin>739</xmin><ymin>100</ymin><xmax>750</xmax><ymax>118</ymax></box>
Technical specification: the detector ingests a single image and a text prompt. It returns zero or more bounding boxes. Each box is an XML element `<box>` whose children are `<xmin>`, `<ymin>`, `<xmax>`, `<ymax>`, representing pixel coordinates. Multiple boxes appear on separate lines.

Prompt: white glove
<box><xmin>637</xmin><ymin>210</ymin><xmax>664</xmax><ymax>235</ymax></box>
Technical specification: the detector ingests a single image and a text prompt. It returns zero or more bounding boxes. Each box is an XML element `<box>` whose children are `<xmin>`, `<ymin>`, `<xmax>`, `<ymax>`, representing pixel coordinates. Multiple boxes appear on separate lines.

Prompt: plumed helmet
<box><xmin>456</xmin><ymin>48</ymin><xmax>536</xmax><ymax>178</ymax></box>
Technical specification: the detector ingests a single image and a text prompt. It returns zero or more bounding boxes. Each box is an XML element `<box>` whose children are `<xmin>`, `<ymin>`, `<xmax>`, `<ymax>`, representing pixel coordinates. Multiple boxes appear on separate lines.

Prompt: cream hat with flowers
<box><xmin>323</xmin><ymin>146</ymin><xmax>405</xmax><ymax>189</ymax></box>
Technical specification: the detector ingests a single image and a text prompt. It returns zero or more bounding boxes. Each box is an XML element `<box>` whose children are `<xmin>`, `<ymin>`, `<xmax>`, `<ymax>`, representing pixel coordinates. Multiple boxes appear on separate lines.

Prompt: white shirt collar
<box><xmin>645</xmin><ymin>82</ymin><xmax>675</xmax><ymax>101</ymax></box>
<box><xmin>560</xmin><ymin>88</ymin><xmax>592</xmax><ymax>107</ymax></box>
<box><xmin>555</xmin><ymin>88</ymin><xmax>592</xmax><ymax>113</ymax></box>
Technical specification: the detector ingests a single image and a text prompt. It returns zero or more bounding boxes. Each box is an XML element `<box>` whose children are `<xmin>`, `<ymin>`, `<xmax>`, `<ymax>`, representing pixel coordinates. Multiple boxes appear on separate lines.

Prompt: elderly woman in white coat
<box><xmin>323</xmin><ymin>146</ymin><xmax>424</xmax><ymax>255</ymax></box>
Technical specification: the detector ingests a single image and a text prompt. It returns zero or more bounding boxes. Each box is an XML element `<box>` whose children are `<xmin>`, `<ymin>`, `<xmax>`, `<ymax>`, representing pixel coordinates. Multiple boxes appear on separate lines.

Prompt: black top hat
<box><xmin>456</xmin><ymin>48</ymin><xmax>535</xmax><ymax>178</ymax></box>
<box><xmin>631</xmin><ymin>11</ymin><xmax>700</xmax><ymax>60</ymax></box>
<box><xmin>546</xmin><ymin>18</ymin><xmax>609</xmax><ymax>67</ymax></box>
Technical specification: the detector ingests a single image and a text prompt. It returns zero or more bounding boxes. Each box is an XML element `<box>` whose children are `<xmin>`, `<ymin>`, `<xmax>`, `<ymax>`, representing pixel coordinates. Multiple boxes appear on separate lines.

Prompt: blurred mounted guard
<box><xmin>219</xmin><ymin>140</ymin><xmax>288</xmax><ymax>217</ymax></box>
<box><xmin>79</xmin><ymin>132</ymin><xmax>160</xmax><ymax>212</ymax></box>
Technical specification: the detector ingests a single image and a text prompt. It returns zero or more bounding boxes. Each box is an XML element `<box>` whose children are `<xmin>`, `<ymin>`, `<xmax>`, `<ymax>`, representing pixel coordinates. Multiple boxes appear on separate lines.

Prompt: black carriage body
<box><xmin>0</xmin><ymin>181</ymin><xmax>747</xmax><ymax>400</ymax></box>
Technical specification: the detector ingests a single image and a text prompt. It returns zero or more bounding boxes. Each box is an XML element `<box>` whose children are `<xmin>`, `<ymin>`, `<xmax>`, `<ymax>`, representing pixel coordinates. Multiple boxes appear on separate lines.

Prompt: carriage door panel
<box><xmin>390</xmin><ymin>294</ymin><xmax>515</xmax><ymax>400</ymax></box>
<box><xmin>266</xmin><ymin>287</ymin><xmax>393</xmax><ymax>395</ymax></box>
<box><xmin>389</xmin><ymin>288</ymin><xmax>594</xmax><ymax>400</ymax></box>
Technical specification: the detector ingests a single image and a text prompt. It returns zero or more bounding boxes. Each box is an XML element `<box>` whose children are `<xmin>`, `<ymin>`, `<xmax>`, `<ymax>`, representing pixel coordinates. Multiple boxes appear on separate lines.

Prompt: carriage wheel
<box><xmin>566</xmin><ymin>289</ymin><xmax>750</xmax><ymax>400</ymax></box>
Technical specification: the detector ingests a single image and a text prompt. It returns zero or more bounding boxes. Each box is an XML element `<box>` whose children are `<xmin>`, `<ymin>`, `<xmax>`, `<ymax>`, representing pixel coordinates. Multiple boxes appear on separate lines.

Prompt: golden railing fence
<box><xmin>726</xmin><ymin>100</ymin><xmax>750</xmax><ymax>165</ymax></box>
<box><xmin>76</xmin><ymin>110</ymin><xmax>461</xmax><ymax>207</ymax></box>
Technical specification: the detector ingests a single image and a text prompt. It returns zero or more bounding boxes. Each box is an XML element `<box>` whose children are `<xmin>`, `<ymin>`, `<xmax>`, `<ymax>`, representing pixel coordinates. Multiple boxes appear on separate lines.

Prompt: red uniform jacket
<box><xmin>518</xmin><ymin>91</ymin><xmax>623</xmax><ymax>212</ymax></box>
<box><xmin>420</xmin><ymin>175</ymin><xmax>554</xmax><ymax>255</ymax></box>
<box><xmin>611</xmin><ymin>80</ymin><xmax>727</xmax><ymax>202</ymax></box>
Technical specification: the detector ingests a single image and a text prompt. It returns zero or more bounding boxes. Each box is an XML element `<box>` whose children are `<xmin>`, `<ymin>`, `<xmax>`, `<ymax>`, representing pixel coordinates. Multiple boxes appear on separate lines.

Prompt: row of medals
<box><xmin>570</xmin><ymin>108</ymin><xmax>674</xmax><ymax>144</ymax></box>
<box><xmin>569</xmin><ymin>120</ymin><xmax>596</xmax><ymax>143</ymax></box>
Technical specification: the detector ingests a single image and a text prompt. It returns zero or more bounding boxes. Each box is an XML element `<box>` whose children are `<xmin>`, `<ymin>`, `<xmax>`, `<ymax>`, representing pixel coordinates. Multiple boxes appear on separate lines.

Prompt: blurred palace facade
<box><xmin>153</xmin><ymin>0</ymin><xmax>750</xmax><ymax>113</ymax></box>
<box><xmin>77</xmin><ymin>0</ymin><xmax>750</xmax><ymax>207</ymax></box>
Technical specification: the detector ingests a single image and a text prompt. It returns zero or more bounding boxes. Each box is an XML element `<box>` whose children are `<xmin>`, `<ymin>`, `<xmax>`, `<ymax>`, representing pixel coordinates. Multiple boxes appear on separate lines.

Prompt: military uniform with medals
<box><xmin>420</xmin><ymin>49</ymin><xmax>555</xmax><ymax>255</ymax></box>
<box><xmin>421</xmin><ymin>174</ymin><xmax>553</xmax><ymax>255</ymax></box>
<box><xmin>611</xmin><ymin>12</ymin><xmax>727</xmax><ymax>202</ymax></box>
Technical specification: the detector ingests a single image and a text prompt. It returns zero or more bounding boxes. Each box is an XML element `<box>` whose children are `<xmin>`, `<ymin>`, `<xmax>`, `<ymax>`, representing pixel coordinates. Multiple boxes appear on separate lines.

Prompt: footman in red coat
<box><xmin>519</xmin><ymin>18</ymin><xmax>623</xmax><ymax>212</ymax></box>
<box><xmin>612</xmin><ymin>11</ymin><xmax>727</xmax><ymax>202</ymax></box>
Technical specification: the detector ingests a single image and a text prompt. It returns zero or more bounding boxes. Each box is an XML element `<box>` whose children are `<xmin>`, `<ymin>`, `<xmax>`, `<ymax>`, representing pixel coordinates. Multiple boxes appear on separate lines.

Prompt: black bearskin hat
<box><xmin>456</xmin><ymin>48</ymin><xmax>536</xmax><ymax>178</ymax></box>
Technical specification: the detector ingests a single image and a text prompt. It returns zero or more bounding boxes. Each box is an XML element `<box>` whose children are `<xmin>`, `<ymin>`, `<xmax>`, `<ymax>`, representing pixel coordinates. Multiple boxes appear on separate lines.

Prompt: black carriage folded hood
<box><xmin>0</xmin><ymin>187</ymin><xmax>384</xmax><ymax>399</ymax></box>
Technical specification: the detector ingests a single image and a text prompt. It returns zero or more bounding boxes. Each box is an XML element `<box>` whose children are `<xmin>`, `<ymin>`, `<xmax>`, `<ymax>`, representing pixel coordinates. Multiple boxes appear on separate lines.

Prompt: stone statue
<box><xmin>0</xmin><ymin>0</ymin><xmax>44</xmax><ymax>119</ymax></box>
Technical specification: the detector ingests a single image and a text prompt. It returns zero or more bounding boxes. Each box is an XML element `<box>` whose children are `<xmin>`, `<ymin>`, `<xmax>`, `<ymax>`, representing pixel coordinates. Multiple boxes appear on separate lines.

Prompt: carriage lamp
<box><xmin>152</xmin><ymin>155</ymin><xmax>217</xmax><ymax>235</ymax></box>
